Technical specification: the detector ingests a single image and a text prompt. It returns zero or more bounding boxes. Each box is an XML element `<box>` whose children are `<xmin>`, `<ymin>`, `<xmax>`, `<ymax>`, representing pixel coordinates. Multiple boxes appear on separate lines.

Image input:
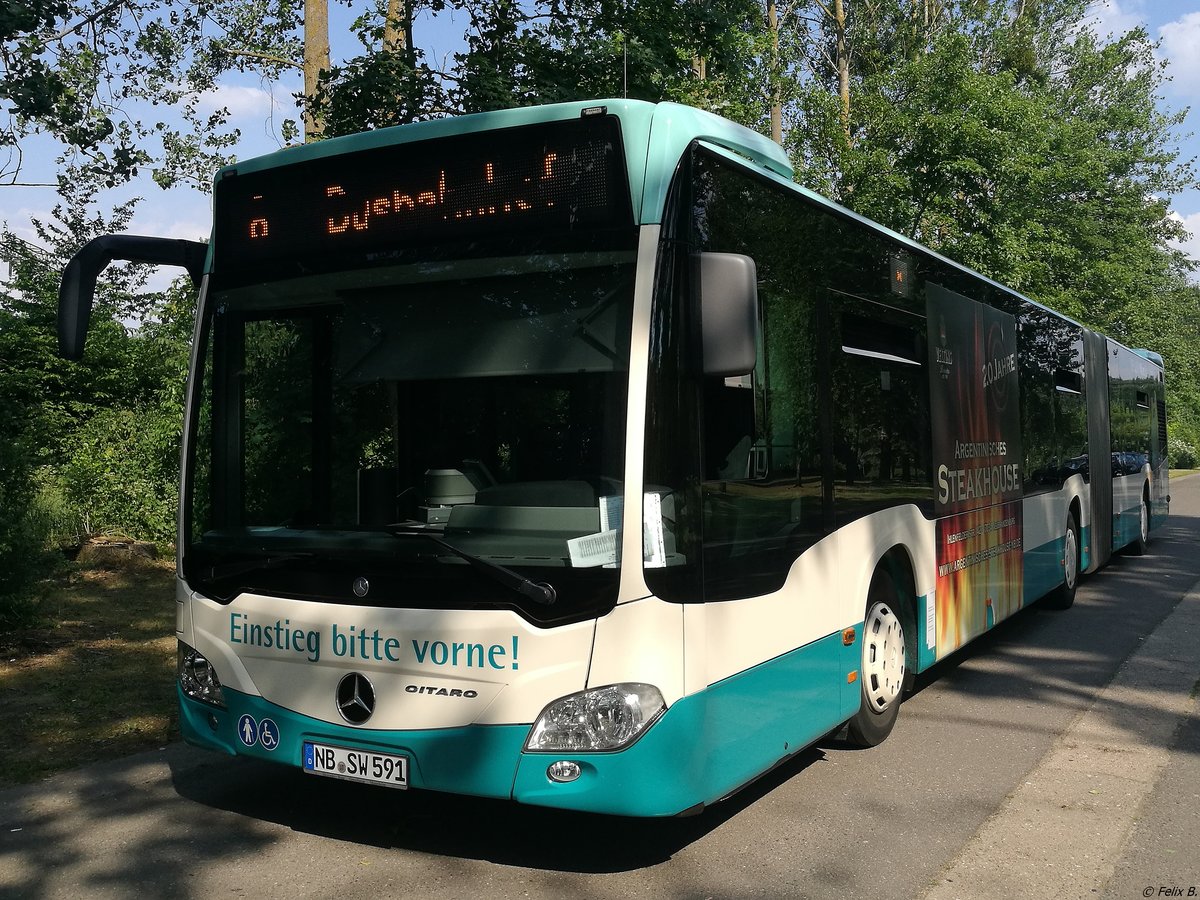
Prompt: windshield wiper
<box><xmin>202</xmin><ymin>551</ymin><xmax>317</xmax><ymax>582</ymax></box>
<box><xmin>386</xmin><ymin>529</ymin><xmax>556</xmax><ymax>606</ymax></box>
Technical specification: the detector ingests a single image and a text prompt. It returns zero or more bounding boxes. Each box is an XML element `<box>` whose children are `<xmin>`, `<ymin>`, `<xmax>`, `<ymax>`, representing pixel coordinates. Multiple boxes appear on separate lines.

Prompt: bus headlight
<box><xmin>178</xmin><ymin>642</ymin><xmax>226</xmax><ymax>708</ymax></box>
<box><xmin>525</xmin><ymin>683</ymin><xmax>665</xmax><ymax>752</ymax></box>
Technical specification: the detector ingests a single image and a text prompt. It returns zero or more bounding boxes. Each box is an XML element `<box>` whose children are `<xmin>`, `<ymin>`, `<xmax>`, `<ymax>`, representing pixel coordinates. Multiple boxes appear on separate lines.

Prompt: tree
<box><xmin>782</xmin><ymin>2</ymin><xmax>1193</xmax><ymax>316</ymax></box>
<box><xmin>0</xmin><ymin>186</ymin><xmax>196</xmax><ymax>552</ymax></box>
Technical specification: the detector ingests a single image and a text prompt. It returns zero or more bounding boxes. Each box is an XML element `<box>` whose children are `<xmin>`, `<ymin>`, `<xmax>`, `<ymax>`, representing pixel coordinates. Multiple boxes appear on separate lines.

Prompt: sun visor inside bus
<box><xmin>335</xmin><ymin>291</ymin><xmax>631</xmax><ymax>383</ymax></box>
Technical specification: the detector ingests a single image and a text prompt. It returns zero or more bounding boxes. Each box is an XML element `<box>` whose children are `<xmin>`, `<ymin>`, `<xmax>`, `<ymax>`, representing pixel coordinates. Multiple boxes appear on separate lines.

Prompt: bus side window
<box><xmin>829</xmin><ymin>304</ymin><xmax>931</xmax><ymax>525</ymax></box>
<box><xmin>699</xmin><ymin>283</ymin><xmax>824</xmax><ymax>601</ymax></box>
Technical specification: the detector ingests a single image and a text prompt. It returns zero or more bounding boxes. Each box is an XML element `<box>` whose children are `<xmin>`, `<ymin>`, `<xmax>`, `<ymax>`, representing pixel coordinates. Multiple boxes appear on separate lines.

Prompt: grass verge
<box><xmin>0</xmin><ymin>560</ymin><xmax>177</xmax><ymax>787</ymax></box>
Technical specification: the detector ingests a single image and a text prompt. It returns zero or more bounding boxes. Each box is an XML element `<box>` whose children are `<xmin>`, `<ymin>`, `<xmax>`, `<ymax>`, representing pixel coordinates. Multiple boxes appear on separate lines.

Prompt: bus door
<box><xmin>1083</xmin><ymin>330</ymin><xmax>1113</xmax><ymax>570</ymax></box>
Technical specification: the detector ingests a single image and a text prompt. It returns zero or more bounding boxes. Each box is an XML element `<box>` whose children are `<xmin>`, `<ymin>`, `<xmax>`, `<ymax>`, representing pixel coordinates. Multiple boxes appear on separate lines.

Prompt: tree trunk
<box><xmin>384</xmin><ymin>0</ymin><xmax>413</xmax><ymax>60</ymax></box>
<box><xmin>768</xmin><ymin>0</ymin><xmax>782</xmax><ymax>145</ymax></box>
<box><xmin>834</xmin><ymin>0</ymin><xmax>850</xmax><ymax>145</ymax></box>
<box><xmin>303</xmin><ymin>0</ymin><xmax>330</xmax><ymax>140</ymax></box>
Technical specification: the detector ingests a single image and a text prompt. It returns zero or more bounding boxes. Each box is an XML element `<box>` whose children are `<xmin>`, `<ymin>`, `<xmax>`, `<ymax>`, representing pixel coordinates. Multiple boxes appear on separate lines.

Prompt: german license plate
<box><xmin>302</xmin><ymin>741</ymin><xmax>408</xmax><ymax>789</ymax></box>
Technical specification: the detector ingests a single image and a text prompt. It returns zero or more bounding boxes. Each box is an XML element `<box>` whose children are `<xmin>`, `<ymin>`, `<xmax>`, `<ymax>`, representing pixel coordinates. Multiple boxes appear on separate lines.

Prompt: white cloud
<box><xmin>1159</xmin><ymin>12</ymin><xmax>1200</xmax><ymax>95</ymax></box>
<box><xmin>0</xmin><ymin>204</ymin><xmax>54</xmax><ymax>292</ymax></box>
<box><xmin>162</xmin><ymin>219</ymin><xmax>211</xmax><ymax>242</ymax></box>
<box><xmin>1</xmin><ymin>206</ymin><xmax>51</xmax><ymax>245</ymax></box>
<box><xmin>1086</xmin><ymin>0</ymin><xmax>1145</xmax><ymax>39</ymax></box>
<box><xmin>126</xmin><ymin>203</ymin><xmax>212</xmax><ymax>292</ymax></box>
<box><xmin>1169</xmin><ymin>210</ymin><xmax>1200</xmax><ymax>277</ymax></box>
<box><xmin>196</xmin><ymin>83</ymin><xmax>283</xmax><ymax>119</ymax></box>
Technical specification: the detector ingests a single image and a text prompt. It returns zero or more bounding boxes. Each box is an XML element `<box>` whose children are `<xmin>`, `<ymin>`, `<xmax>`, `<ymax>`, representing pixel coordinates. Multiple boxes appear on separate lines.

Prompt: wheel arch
<box><xmin>872</xmin><ymin>544</ymin><xmax>920</xmax><ymax>680</ymax></box>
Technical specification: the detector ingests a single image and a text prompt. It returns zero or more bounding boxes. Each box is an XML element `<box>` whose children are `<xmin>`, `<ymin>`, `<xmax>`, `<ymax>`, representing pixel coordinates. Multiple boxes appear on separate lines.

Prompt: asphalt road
<box><xmin>3</xmin><ymin>477</ymin><xmax>1199</xmax><ymax>900</ymax></box>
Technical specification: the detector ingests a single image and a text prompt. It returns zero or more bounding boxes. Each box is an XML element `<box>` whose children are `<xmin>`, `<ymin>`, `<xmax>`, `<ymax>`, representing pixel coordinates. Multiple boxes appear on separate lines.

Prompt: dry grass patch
<box><xmin>0</xmin><ymin>560</ymin><xmax>178</xmax><ymax>786</ymax></box>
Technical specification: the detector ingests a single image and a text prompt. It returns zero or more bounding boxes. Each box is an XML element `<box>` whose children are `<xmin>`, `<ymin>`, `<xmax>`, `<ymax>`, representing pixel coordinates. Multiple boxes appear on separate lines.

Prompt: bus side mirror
<box><xmin>58</xmin><ymin>235</ymin><xmax>208</xmax><ymax>360</ymax></box>
<box><xmin>696</xmin><ymin>252</ymin><xmax>759</xmax><ymax>377</ymax></box>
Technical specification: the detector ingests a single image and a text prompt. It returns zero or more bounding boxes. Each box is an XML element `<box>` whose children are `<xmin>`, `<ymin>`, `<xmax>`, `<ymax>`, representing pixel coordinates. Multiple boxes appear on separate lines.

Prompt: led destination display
<box><xmin>213</xmin><ymin>114</ymin><xmax>631</xmax><ymax>279</ymax></box>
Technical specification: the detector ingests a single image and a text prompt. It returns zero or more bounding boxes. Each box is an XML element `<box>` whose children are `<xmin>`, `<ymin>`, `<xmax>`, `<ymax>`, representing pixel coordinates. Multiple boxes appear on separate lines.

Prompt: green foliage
<box><xmin>1</xmin><ymin>201</ymin><xmax>196</xmax><ymax>560</ymax></box>
<box><xmin>1</xmin><ymin>0</ymin><xmax>295</xmax><ymax>190</ymax></box>
<box><xmin>1168</xmin><ymin>437</ymin><xmax>1198</xmax><ymax>470</ymax></box>
<box><xmin>315</xmin><ymin>48</ymin><xmax>446</xmax><ymax>137</ymax></box>
<box><xmin>26</xmin><ymin>468</ymin><xmax>87</xmax><ymax>550</ymax></box>
<box><xmin>494</xmin><ymin>0</ymin><xmax>769</xmax><ymax>124</ymax></box>
<box><xmin>1</xmin><ymin>1</ymin><xmax>151</xmax><ymax>187</ymax></box>
<box><xmin>59</xmin><ymin>404</ymin><xmax>181</xmax><ymax>546</ymax></box>
<box><xmin>0</xmin><ymin>399</ymin><xmax>47</xmax><ymax>625</ymax></box>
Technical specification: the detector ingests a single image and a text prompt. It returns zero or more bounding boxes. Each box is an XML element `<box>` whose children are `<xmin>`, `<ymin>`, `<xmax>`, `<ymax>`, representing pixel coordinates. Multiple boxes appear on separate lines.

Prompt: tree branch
<box><xmin>810</xmin><ymin>0</ymin><xmax>834</xmax><ymax>21</ymax></box>
<box><xmin>218</xmin><ymin>47</ymin><xmax>303</xmax><ymax>70</ymax></box>
<box><xmin>43</xmin><ymin>0</ymin><xmax>128</xmax><ymax>46</ymax></box>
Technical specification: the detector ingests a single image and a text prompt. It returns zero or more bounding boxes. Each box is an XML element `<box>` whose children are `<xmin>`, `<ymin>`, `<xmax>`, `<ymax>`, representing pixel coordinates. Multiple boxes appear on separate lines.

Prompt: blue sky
<box><xmin>2</xmin><ymin>1</ymin><xmax>1200</xmax><ymax>290</ymax></box>
<box><xmin>1090</xmin><ymin>0</ymin><xmax>1200</xmax><ymax>265</ymax></box>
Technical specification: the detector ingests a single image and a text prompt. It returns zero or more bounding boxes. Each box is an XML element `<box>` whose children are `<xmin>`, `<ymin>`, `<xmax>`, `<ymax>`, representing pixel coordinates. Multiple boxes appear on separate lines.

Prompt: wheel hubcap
<box><xmin>1064</xmin><ymin>527</ymin><xmax>1078</xmax><ymax>589</ymax></box>
<box><xmin>862</xmin><ymin>603</ymin><xmax>905</xmax><ymax>712</ymax></box>
<box><xmin>1140</xmin><ymin>502</ymin><xmax>1149</xmax><ymax>543</ymax></box>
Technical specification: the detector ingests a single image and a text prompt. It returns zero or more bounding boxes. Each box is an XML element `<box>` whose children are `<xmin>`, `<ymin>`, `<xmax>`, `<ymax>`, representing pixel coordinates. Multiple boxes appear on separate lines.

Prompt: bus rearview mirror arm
<box><xmin>58</xmin><ymin>235</ymin><xmax>208</xmax><ymax>360</ymax></box>
<box><xmin>696</xmin><ymin>251</ymin><xmax>760</xmax><ymax>378</ymax></box>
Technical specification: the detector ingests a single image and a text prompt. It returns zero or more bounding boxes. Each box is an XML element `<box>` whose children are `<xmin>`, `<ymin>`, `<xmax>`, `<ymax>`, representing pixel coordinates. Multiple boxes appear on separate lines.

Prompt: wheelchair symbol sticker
<box><xmin>258</xmin><ymin>718</ymin><xmax>280</xmax><ymax>751</ymax></box>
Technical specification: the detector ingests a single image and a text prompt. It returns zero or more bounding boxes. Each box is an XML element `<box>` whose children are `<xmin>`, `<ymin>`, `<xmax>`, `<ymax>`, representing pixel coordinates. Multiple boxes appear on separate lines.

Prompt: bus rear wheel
<box><xmin>846</xmin><ymin>580</ymin><xmax>907</xmax><ymax>748</ymax></box>
<box><xmin>1128</xmin><ymin>494</ymin><xmax>1150</xmax><ymax>556</ymax></box>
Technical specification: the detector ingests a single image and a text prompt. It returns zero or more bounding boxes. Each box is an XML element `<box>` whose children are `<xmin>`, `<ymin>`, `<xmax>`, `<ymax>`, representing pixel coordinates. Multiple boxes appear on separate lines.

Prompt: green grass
<box><xmin>0</xmin><ymin>560</ymin><xmax>177</xmax><ymax>786</ymax></box>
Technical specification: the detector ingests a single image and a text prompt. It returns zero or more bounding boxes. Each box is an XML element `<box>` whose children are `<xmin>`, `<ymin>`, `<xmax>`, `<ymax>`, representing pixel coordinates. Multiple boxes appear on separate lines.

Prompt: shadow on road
<box><xmin>168</xmin><ymin>741</ymin><xmax>826</xmax><ymax>873</ymax></box>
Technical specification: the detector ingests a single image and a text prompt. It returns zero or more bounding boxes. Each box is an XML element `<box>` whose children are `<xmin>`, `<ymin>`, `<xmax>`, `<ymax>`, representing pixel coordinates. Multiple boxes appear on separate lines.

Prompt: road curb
<box><xmin>920</xmin><ymin>578</ymin><xmax>1200</xmax><ymax>900</ymax></box>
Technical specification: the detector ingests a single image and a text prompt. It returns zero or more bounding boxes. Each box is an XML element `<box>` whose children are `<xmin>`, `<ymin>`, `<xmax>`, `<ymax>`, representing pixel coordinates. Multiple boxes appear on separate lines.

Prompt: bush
<box><xmin>27</xmin><ymin>469</ymin><xmax>89</xmax><ymax>550</ymax></box>
<box><xmin>0</xmin><ymin>430</ymin><xmax>49</xmax><ymax>629</ymax></box>
<box><xmin>60</xmin><ymin>404</ymin><xmax>181</xmax><ymax>548</ymax></box>
<box><xmin>1168</xmin><ymin>436</ymin><xmax>1198</xmax><ymax>470</ymax></box>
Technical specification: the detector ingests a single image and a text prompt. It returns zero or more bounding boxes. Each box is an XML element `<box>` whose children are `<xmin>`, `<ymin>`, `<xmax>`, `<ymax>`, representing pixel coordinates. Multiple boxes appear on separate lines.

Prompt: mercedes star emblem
<box><xmin>336</xmin><ymin>672</ymin><xmax>376</xmax><ymax>725</ymax></box>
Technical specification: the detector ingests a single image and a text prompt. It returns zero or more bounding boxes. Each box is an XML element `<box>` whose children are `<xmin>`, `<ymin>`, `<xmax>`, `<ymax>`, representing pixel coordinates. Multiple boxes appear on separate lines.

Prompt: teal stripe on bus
<box><xmin>178</xmin><ymin>686</ymin><xmax>529</xmax><ymax>800</ymax></box>
<box><xmin>1023</xmin><ymin>534</ymin><xmax>1067</xmax><ymax>607</ymax></box>
<box><xmin>181</xmin><ymin>628</ymin><xmax>855</xmax><ymax>816</ymax></box>
<box><xmin>514</xmin><ymin>630</ymin><xmax>850</xmax><ymax>816</ymax></box>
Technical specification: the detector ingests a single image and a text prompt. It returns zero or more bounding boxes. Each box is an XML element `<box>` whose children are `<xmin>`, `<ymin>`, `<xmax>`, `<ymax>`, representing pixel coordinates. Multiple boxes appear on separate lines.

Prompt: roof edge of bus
<box><xmin>213</xmin><ymin>99</ymin><xmax>657</xmax><ymax>178</ymax></box>
<box><xmin>211</xmin><ymin>100</ymin><xmax>794</xmax><ymax>229</ymax></box>
<box><xmin>647</xmin><ymin>102</ymin><xmax>793</xmax><ymax>180</ymax></box>
<box><xmin>214</xmin><ymin>100</ymin><xmax>790</xmax><ymax>176</ymax></box>
<box><xmin>740</xmin><ymin>158</ymin><xmax>1137</xmax><ymax>353</ymax></box>
<box><xmin>1131</xmin><ymin>348</ymin><xmax>1165</xmax><ymax>368</ymax></box>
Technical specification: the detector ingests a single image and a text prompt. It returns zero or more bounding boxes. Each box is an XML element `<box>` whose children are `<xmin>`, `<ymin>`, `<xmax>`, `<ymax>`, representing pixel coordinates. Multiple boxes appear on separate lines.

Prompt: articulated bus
<box><xmin>58</xmin><ymin>100</ymin><xmax>1168</xmax><ymax>817</ymax></box>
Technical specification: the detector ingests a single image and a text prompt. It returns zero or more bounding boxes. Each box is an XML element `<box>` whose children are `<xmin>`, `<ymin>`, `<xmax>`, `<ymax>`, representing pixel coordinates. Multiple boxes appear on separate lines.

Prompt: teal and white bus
<box><xmin>59</xmin><ymin>100</ymin><xmax>1168</xmax><ymax>817</ymax></box>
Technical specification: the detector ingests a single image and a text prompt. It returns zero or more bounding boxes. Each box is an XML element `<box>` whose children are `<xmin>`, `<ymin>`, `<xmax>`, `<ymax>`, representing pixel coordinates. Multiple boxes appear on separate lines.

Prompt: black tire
<box><xmin>846</xmin><ymin>573</ymin><xmax>907</xmax><ymax>748</ymax></box>
<box><xmin>1128</xmin><ymin>493</ymin><xmax>1150</xmax><ymax>556</ymax></box>
<box><xmin>1044</xmin><ymin>513</ymin><xmax>1080</xmax><ymax>610</ymax></box>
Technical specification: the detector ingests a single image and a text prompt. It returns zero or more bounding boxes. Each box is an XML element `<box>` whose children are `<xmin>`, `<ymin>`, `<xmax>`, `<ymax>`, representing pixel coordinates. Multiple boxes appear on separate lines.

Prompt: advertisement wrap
<box><xmin>927</xmin><ymin>284</ymin><xmax>1023</xmax><ymax>658</ymax></box>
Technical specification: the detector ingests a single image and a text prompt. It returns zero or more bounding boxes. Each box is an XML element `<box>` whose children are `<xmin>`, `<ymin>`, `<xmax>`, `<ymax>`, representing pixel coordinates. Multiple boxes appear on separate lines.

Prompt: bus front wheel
<box><xmin>846</xmin><ymin>579</ymin><xmax>906</xmax><ymax>747</ymax></box>
<box><xmin>1044</xmin><ymin>513</ymin><xmax>1080</xmax><ymax>610</ymax></box>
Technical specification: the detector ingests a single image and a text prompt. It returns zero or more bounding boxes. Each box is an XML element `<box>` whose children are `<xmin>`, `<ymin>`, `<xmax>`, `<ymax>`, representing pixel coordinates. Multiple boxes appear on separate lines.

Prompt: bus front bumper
<box><xmin>177</xmin><ymin>686</ymin><xmax>709</xmax><ymax>817</ymax></box>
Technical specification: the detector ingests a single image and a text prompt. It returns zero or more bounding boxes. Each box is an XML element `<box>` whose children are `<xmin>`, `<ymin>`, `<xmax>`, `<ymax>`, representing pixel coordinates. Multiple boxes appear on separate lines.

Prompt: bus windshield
<box><xmin>184</xmin><ymin>246</ymin><xmax>636</xmax><ymax>621</ymax></box>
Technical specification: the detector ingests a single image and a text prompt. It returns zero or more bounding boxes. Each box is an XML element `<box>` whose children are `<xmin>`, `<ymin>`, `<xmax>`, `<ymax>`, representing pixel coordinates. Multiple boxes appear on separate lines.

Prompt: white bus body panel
<box><xmin>184</xmin><ymin>591</ymin><xmax>595</xmax><ymax>729</ymax></box>
<box><xmin>692</xmin><ymin>505</ymin><xmax>935</xmax><ymax>690</ymax></box>
<box><xmin>1022</xmin><ymin>475</ymin><xmax>1088</xmax><ymax>552</ymax></box>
